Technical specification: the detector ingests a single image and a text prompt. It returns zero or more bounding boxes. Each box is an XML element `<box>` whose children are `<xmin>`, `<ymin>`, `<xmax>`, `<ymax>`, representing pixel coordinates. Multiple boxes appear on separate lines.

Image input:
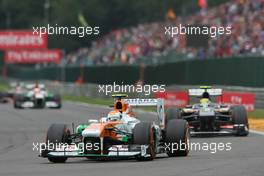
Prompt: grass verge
<box><xmin>63</xmin><ymin>95</ymin><xmax>112</xmax><ymax>106</ymax></box>
<box><xmin>0</xmin><ymin>82</ymin><xmax>8</xmax><ymax>91</ymax></box>
<box><xmin>248</xmin><ymin>109</ymin><xmax>264</xmax><ymax>119</ymax></box>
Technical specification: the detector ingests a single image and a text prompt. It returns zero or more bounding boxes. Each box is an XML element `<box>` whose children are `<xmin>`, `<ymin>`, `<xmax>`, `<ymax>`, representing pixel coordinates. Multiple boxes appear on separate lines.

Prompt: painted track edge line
<box><xmin>65</xmin><ymin>101</ymin><xmax>109</xmax><ymax>109</ymax></box>
<box><xmin>250</xmin><ymin>129</ymin><xmax>264</xmax><ymax>136</ymax></box>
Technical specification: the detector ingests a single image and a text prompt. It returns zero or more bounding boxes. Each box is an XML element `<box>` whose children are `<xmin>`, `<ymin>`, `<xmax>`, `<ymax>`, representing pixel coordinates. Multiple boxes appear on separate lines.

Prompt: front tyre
<box><xmin>133</xmin><ymin>122</ymin><xmax>156</xmax><ymax>161</ymax></box>
<box><xmin>13</xmin><ymin>94</ymin><xmax>24</xmax><ymax>109</ymax></box>
<box><xmin>231</xmin><ymin>105</ymin><xmax>249</xmax><ymax>136</ymax></box>
<box><xmin>46</xmin><ymin>124</ymin><xmax>71</xmax><ymax>163</ymax></box>
<box><xmin>54</xmin><ymin>95</ymin><xmax>62</xmax><ymax>109</ymax></box>
<box><xmin>34</xmin><ymin>98</ymin><xmax>45</xmax><ymax>109</ymax></box>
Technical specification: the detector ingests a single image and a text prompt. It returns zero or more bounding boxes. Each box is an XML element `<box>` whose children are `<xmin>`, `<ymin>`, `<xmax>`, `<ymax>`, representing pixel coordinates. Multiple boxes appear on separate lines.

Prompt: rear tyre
<box><xmin>166</xmin><ymin>119</ymin><xmax>189</xmax><ymax>157</ymax></box>
<box><xmin>133</xmin><ymin>122</ymin><xmax>156</xmax><ymax>161</ymax></box>
<box><xmin>231</xmin><ymin>105</ymin><xmax>249</xmax><ymax>136</ymax></box>
<box><xmin>46</xmin><ymin>124</ymin><xmax>71</xmax><ymax>163</ymax></box>
<box><xmin>166</xmin><ymin>108</ymin><xmax>182</xmax><ymax>124</ymax></box>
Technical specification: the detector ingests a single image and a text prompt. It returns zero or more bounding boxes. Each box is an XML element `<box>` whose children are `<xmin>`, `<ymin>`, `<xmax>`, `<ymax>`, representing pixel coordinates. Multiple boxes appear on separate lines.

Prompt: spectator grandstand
<box><xmin>64</xmin><ymin>0</ymin><xmax>264</xmax><ymax>66</ymax></box>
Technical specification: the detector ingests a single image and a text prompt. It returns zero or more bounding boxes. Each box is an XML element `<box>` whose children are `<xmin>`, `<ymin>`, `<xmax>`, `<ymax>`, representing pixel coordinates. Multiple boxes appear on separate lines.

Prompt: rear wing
<box><xmin>124</xmin><ymin>98</ymin><xmax>165</xmax><ymax>129</ymax></box>
<box><xmin>25</xmin><ymin>84</ymin><xmax>45</xmax><ymax>90</ymax></box>
<box><xmin>188</xmin><ymin>88</ymin><xmax>222</xmax><ymax>96</ymax></box>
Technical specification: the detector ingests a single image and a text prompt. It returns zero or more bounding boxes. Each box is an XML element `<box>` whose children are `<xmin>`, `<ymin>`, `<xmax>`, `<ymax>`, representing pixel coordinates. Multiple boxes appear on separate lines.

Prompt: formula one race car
<box><xmin>167</xmin><ymin>86</ymin><xmax>249</xmax><ymax>136</ymax></box>
<box><xmin>40</xmin><ymin>94</ymin><xmax>189</xmax><ymax>163</ymax></box>
<box><xmin>13</xmin><ymin>83</ymin><xmax>61</xmax><ymax>109</ymax></box>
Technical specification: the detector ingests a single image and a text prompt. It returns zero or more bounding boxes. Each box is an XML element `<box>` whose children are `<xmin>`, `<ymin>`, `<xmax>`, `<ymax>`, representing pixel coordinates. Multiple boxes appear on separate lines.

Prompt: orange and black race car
<box><xmin>40</xmin><ymin>94</ymin><xmax>189</xmax><ymax>163</ymax></box>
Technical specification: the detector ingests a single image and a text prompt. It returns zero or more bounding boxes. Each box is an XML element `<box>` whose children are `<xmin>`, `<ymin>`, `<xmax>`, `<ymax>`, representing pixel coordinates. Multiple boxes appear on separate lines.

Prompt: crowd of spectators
<box><xmin>63</xmin><ymin>0</ymin><xmax>264</xmax><ymax>66</ymax></box>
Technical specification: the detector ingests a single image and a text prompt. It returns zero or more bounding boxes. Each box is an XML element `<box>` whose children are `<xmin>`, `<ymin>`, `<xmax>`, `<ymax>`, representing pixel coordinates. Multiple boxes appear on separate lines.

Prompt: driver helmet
<box><xmin>35</xmin><ymin>81</ymin><xmax>39</xmax><ymax>88</ymax></box>
<box><xmin>107</xmin><ymin>110</ymin><xmax>122</xmax><ymax>121</ymax></box>
<box><xmin>200</xmin><ymin>98</ymin><xmax>210</xmax><ymax>104</ymax></box>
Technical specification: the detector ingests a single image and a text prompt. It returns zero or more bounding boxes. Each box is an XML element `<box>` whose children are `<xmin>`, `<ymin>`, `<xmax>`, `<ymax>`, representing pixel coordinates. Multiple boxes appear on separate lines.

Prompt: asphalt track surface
<box><xmin>0</xmin><ymin>102</ymin><xmax>264</xmax><ymax>176</ymax></box>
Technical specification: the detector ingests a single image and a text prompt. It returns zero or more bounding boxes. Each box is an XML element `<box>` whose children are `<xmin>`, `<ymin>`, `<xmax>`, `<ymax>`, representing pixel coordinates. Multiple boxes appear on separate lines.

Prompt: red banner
<box><xmin>0</xmin><ymin>30</ymin><xmax>47</xmax><ymax>50</ymax></box>
<box><xmin>4</xmin><ymin>50</ymin><xmax>62</xmax><ymax>64</ymax></box>
<box><xmin>217</xmin><ymin>91</ymin><xmax>255</xmax><ymax>111</ymax></box>
<box><xmin>155</xmin><ymin>91</ymin><xmax>189</xmax><ymax>107</ymax></box>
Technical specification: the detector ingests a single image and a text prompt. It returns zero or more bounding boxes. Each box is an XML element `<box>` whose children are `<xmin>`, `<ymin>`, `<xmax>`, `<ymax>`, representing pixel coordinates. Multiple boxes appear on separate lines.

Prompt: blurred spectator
<box><xmin>64</xmin><ymin>0</ymin><xmax>264</xmax><ymax>66</ymax></box>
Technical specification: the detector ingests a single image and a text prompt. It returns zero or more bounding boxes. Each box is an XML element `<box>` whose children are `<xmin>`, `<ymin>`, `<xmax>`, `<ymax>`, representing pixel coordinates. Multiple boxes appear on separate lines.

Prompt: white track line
<box><xmin>250</xmin><ymin>130</ymin><xmax>264</xmax><ymax>136</ymax></box>
<box><xmin>66</xmin><ymin>101</ymin><xmax>109</xmax><ymax>109</ymax></box>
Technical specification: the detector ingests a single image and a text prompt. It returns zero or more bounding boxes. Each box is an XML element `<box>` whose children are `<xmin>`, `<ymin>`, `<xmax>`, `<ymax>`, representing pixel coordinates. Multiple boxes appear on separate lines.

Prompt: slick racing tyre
<box><xmin>231</xmin><ymin>105</ymin><xmax>249</xmax><ymax>136</ymax></box>
<box><xmin>133</xmin><ymin>122</ymin><xmax>156</xmax><ymax>161</ymax></box>
<box><xmin>35</xmin><ymin>98</ymin><xmax>45</xmax><ymax>109</ymax></box>
<box><xmin>13</xmin><ymin>95</ymin><xmax>23</xmax><ymax>109</ymax></box>
<box><xmin>166</xmin><ymin>108</ymin><xmax>182</xmax><ymax>125</ymax></box>
<box><xmin>46</xmin><ymin>124</ymin><xmax>71</xmax><ymax>163</ymax></box>
<box><xmin>166</xmin><ymin>119</ymin><xmax>189</xmax><ymax>157</ymax></box>
<box><xmin>54</xmin><ymin>94</ymin><xmax>62</xmax><ymax>109</ymax></box>
<box><xmin>14</xmin><ymin>100</ymin><xmax>20</xmax><ymax>109</ymax></box>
